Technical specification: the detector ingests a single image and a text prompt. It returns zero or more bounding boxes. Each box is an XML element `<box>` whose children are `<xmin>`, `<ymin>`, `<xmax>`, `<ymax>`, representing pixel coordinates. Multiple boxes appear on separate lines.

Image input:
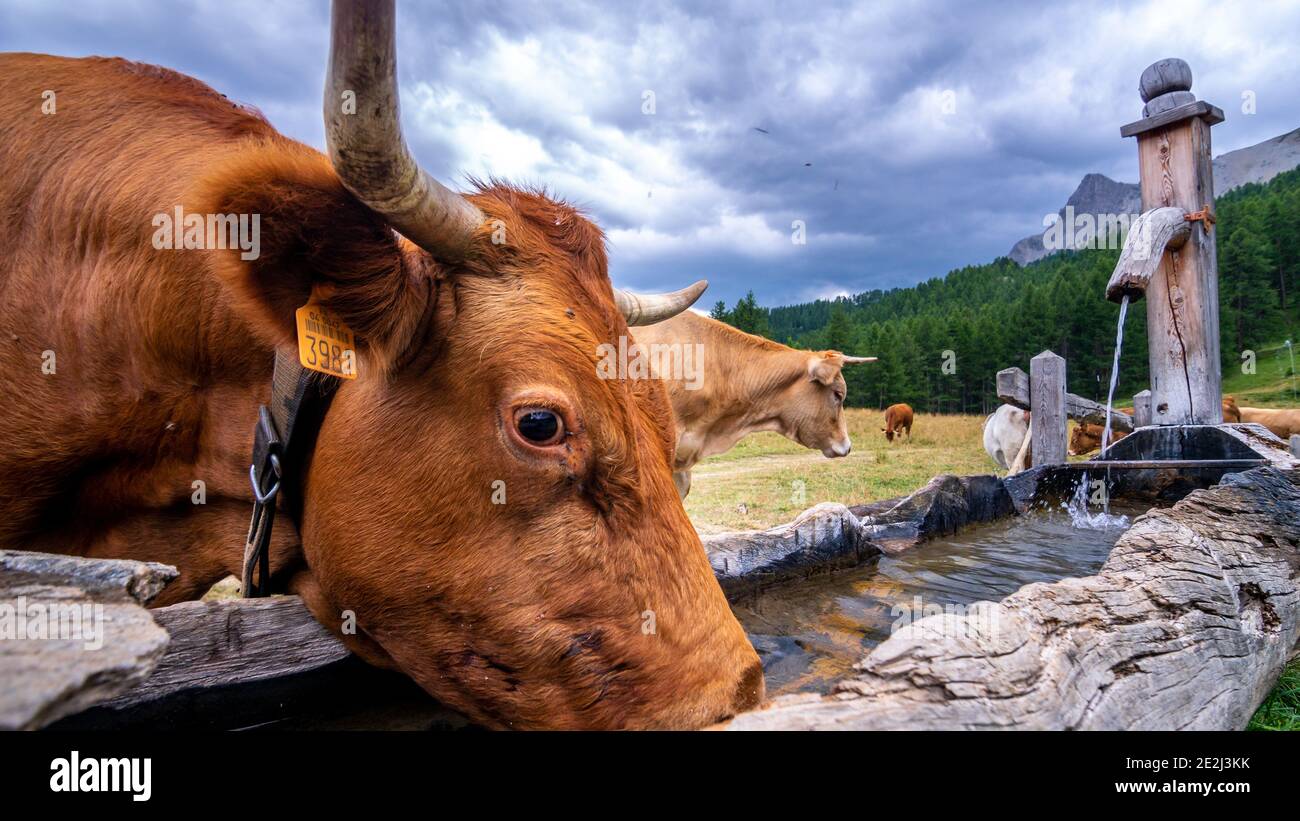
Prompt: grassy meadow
<box><xmin>684</xmin><ymin>409</ymin><xmax>993</xmax><ymax>533</ymax></box>
<box><xmin>1221</xmin><ymin>340</ymin><xmax>1300</xmax><ymax>407</ymax></box>
<box><xmin>682</xmin><ymin>340</ymin><xmax>1300</xmax><ymax>534</ymax></box>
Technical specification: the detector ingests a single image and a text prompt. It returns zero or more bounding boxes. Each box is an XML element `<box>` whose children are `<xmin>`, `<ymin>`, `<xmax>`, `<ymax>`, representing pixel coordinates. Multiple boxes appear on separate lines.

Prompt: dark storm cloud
<box><xmin>4</xmin><ymin>0</ymin><xmax>1297</xmax><ymax>308</ymax></box>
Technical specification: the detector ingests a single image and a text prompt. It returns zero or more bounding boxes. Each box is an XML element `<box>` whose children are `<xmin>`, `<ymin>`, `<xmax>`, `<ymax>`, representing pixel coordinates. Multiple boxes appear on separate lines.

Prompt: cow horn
<box><xmin>840</xmin><ymin>355</ymin><xmax>878</xmax><ymax>364</ymax></box>
<box><xmin>324</xmin><ymin>0</ymin><xmax>482</xmax><ymax>261</ymax></box>
<box><xmin>614</xmin><ymin>280</ymin><xmax>709</xmax><ymax>326</ymax></box>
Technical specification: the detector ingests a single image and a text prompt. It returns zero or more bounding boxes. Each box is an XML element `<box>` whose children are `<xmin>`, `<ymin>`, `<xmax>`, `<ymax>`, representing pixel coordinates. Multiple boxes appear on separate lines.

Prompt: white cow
<box><xmin>983</xmin><ymin>404</ymin><xmax>1031</xmax><ymax>474</ymax></box>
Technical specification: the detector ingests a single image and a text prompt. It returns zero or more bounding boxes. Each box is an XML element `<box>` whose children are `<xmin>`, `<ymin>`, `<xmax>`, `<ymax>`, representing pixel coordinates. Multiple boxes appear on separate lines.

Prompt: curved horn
<box><xmin>324</xmin><ymin>0</ymin><xmax>481</xmax><ymax>261</ymax></box>
<box><xmin>840</xmin><ymin>355</ymin><xmax>878</xmax><ymax>364</ymax></box>
<box><xmin>614</xmin><ymin>280</ymin><xmax>708</xmax><ymax>326</ymax></box>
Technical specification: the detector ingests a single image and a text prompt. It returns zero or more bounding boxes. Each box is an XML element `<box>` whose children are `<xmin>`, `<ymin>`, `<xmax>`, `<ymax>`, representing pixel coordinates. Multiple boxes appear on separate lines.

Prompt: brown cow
<box><xmin>632</xmin><ymin>311</ymin><xmax>875</xmax><ymax>497</ymax></box>
<box><xmin>1069</xmin><ymin>397</ymin><xmax>1242</xmax><ymax>455</ymax></box>
<box><xmin>1223</xmin><ymin>395</ymin><xmax>1242</xmax><ymax>423</ymax></box>
<box><xmin>1238</xmin><ymin>406</ymin><xmax>1300</xmax><ymax>439</ymax></box>
<box><xmin>0</xmin><ymin>3</ymin><xmax>762</xmax><ymax>729</ymax></box>
<box><xmin>1067</xmin><ymin>423</ymin><xmax>1130</xmax><ymax>456</ymax></box>
<box><xmin>882</xmin><ymin>403</ymin><xmax>913</xmax><ymax>442</ymax></box>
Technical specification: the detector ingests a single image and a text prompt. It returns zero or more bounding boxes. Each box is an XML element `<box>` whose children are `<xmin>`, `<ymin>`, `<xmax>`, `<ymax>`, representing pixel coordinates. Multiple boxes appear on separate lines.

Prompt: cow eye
<box><xmin>515</xmin><ymin>409</ymin><xmax>564</xmax><ymax>445</ymax></box>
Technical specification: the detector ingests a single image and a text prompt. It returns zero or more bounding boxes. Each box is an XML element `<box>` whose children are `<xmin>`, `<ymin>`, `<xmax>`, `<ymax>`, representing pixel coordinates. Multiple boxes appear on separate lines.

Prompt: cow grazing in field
<box><xmin>882</xmin><ymin>403</ymin><xmax>913</xmax><ymax>442</ymax></box>
<box><xmin>631</xmin><ymin>312</ymin><xmax>875</xmax><ymax>497</ymax></box>
<box><xmin>983</xmin><ymin>405</ymin><xmax>1031</xmax><ymax>471</ymax></box>
<box><xmin>0</xmin><ymin>2</ymin><xmax>764</xmax><ymax>729</ymax></box>
<box><xmin>1237</xmin><ymin>406</ymin><xmax>1300</xmax><ymax>439</ymax></box>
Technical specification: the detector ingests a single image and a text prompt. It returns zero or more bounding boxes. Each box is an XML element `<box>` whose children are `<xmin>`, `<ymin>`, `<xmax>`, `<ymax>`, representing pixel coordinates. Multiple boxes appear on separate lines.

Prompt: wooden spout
<box><xmin>1105</xmin><ymin>206</ymin><xmax>1192</xmax><ymax>303</ymax></box>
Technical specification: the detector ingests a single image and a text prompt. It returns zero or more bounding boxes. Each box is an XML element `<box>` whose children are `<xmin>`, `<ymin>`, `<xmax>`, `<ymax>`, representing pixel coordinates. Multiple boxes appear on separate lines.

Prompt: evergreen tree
<box><xmin>824</xmin><ymin>304</ymin><xmax>853</xmax><ymax>352</ymax></box>
<box><xmin>728</xmin><ymin>291</ymin><xmax>771</xmax><ymax>338</ymax></box>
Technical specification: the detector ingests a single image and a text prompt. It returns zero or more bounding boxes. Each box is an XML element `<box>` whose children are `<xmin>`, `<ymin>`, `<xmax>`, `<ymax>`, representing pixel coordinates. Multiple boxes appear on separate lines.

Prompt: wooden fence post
<box><xmin>1030</xmin><ymin>350</ymin><xmax>1066</xmax><ymax>465</ymax></box>
<box><xmin>1133</xmin><ymin>390</ymin><xmax>1153</xmax><ymax>428</ymax></box>
<box><xmin>1121</xmin><ymin>59</ymin><xmax>1224</xmax><ymax>425</ymax></box>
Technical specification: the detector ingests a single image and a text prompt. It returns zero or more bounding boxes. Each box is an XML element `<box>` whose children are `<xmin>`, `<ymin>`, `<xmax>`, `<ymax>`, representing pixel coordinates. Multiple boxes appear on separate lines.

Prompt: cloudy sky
<box><xmin>3</xmin><ymin>0</ymin><xmax>1298</xmax><ymax>308</ymax></box>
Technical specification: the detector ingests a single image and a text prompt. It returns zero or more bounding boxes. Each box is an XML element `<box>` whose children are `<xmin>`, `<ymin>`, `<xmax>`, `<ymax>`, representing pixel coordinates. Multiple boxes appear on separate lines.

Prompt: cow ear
<box><xmin>808</xmin><ymin>352</ymin><xmax>844</xmax><ymax>385</ymax></box>
<box><xmin>191</xmin><ymin>145</ymin><xmax>425</xmax><ymax>368</ymax></box>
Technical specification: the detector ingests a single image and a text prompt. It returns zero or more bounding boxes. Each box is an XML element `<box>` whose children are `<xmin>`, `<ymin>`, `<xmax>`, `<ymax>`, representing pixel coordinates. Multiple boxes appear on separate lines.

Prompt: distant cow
<box><xmin>1068</xmin><ymin>423</ymin><xmax>1130</xmax><ymax>456</ymax></box>
<box><xmin>882</xmin><ymin>403</ymin><xmax>913</xmax><ymax>442</ymax></box>
<box><xmin>1223</xmin><ymin>395</ymin><xmax>1242</xmax><ymax>423</ymax></box>
<box><xmin>1069</xmin><ymin>396</ymin><xmax>1240</xmax><ymax>455</ymax></box>
<box><xmin>1238</xmin><ymin>406</ymin><xmax>1300</xmax><ymax>439</ymax></box>
<box><xmin>632</xmin><ymin>311</ymin><xmax>876</xmax><ymax>497</ymax></box>
<box><xmin>984</xmin><ymin>404</ymin><xmax>1030</xmax><ymax>471</ymax></box>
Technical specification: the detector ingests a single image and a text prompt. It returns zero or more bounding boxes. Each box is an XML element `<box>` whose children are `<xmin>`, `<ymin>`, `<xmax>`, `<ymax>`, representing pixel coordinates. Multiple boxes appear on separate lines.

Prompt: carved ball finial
<box><xmin>1139</xmin><ymin>58</ymin><xmax>1196</xmax><ymax>117</ymax></box>
<box><xmin>1139</xmin><ymin>58</ymin><xmax>1193</xmax><ymax>102</ymax></box>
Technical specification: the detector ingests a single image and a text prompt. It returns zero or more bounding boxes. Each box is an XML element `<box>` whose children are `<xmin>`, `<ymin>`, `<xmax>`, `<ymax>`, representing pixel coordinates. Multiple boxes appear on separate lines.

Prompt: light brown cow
<box><xmin>632</xmin><ymin>312</ymin><xmax>875</xmax><ymax>497</ymax></box>
<box><xmin>1223</xmin><ymin>395</ymin><xmax>1242</xmax><ymax>423</ymax></box>
<box><xmin>1238</xmin><ymin>406</ymin><xmax>1300</xmax><ymax>439</ymax></box>
<box><xmin>0</xmin><ymin>2</ymin><xmax>763</xmax><ymax>729</ymax></box>
<box><xmin>882</xmin><ymin>403</ymin><xmax>913</xmax><ymax>442</ymax></box>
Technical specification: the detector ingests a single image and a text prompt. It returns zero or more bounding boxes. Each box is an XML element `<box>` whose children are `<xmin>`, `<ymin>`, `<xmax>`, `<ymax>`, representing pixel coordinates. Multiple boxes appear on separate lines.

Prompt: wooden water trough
<box><xmin>723</xmin><ymin>465</ymin><xmax>1300</xmax><ymax>730</ymax></box>
<box><xmin>7</xmin><ymin>455</ymin><xmax>1297</xmax><ymax>731</ymax></box>
<box><xmin>0</xmin><ymin>551</ymin><xmax>468</xmax><ymax>731</ymax></box>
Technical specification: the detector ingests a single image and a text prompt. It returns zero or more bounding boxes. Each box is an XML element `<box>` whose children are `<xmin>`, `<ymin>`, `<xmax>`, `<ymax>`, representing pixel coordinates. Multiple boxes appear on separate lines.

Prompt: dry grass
<box><xmin>684</xmin><ymin>410</ymin><xmax>998</xmax><ymax>533</ymax></box>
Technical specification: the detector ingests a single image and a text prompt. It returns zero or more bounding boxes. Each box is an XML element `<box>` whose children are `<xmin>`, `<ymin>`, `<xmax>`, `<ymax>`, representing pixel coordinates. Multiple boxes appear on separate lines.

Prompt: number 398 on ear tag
<box><xmin>295</xmin><ymin>302</ymin><xmax>357</xmax><ymax>379</ymax></box>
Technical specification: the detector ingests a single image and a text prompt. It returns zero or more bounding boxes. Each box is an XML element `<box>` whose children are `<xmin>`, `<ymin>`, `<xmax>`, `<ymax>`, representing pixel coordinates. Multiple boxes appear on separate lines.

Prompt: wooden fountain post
<box><xmin>1030</xmin><ymin>350</ymin><xmax>1067</xmax><ymax>465</ymax></box>
<box><xmin>1119</xmin><ymin>59</ymin><xmax>1224</xmax><ymax>425</ymax></box>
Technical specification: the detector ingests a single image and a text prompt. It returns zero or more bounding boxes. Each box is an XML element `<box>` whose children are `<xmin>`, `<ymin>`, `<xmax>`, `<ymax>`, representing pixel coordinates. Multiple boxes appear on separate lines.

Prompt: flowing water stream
<box><xmin>1101</xmin><ymin>293</ymin><xmax>1130</xmax><ymax>459</ymax></box>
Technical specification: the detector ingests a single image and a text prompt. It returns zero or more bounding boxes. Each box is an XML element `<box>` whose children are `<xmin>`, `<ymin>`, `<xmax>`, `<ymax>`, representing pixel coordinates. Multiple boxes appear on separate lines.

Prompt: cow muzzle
<box><xmin>824</xmin><ymin>438</ymin><xmax>852</xmax><ymax>457</ymax></box>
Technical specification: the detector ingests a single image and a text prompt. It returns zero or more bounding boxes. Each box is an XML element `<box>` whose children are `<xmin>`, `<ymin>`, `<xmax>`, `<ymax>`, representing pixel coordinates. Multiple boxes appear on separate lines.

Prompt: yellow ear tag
<box><xmin>295</xmin><ymin>302</ymin><xmax>358</xmax><ymax>379</ymax></box>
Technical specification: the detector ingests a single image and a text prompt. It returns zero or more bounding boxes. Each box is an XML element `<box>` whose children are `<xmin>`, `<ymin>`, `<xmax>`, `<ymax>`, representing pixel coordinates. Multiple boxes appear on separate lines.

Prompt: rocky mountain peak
<box><xmin>1008</xmin><ymin>127</ymin><xmax>1300</xmax><ymax>265</ymax></box>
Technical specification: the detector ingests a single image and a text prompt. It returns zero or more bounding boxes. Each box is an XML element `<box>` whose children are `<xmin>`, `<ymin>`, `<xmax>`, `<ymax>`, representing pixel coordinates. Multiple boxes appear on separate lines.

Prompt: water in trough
<box><xmin>733</xmin><ymin>498</ymin><xmax>1149</xmax><ymax>697</ymax></box>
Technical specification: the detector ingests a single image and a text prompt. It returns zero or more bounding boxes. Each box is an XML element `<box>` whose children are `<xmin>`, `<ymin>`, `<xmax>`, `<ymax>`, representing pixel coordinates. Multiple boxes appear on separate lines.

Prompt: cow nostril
<box><xmin>731</xmin><ymin>660</ymin><xmax>766</xmax><ymax>714</ymax></box>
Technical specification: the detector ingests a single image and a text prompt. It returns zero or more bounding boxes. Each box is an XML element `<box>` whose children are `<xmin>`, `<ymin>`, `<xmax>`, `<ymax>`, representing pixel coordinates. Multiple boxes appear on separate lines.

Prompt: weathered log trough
<box><xmin>727</xmin><ymin>466</ymin><xmax>1300</xmax><ymax>730</ymax></box>
<box><xmin>5</xmin><ymin>448</ymin><xmax>1299</xmax><ymax>730</ymax></box>
<box><xmin>20</xmin><ymin>577</ymin><xmax>470</xmax><ymax>731</ymax></box>
<box><xmin>0</xmin><ymin>551</ymin><xmax>176</xmax><ymax>730</ymax></box>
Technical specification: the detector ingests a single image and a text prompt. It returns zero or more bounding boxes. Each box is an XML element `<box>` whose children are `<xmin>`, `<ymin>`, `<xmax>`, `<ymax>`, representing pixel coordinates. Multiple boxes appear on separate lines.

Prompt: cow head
<box><xmin>780</xmin><ymin>351</ymin><xmax>875</xmax><ymax>457</ymax></box>
<box><xmin>1068</xmin><ymin>423</ymin><xmax>1128</xmax><ymax>456</ymax></box>
<box><xmin>1067</xmin><ymin>423</ymin><xmax>1101</xmax><ymax>457</ymax></box>
<box><xmin>199</xmin><ymin>0</ymin><xmax>762</xmax><ymax>729</ymax></box>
